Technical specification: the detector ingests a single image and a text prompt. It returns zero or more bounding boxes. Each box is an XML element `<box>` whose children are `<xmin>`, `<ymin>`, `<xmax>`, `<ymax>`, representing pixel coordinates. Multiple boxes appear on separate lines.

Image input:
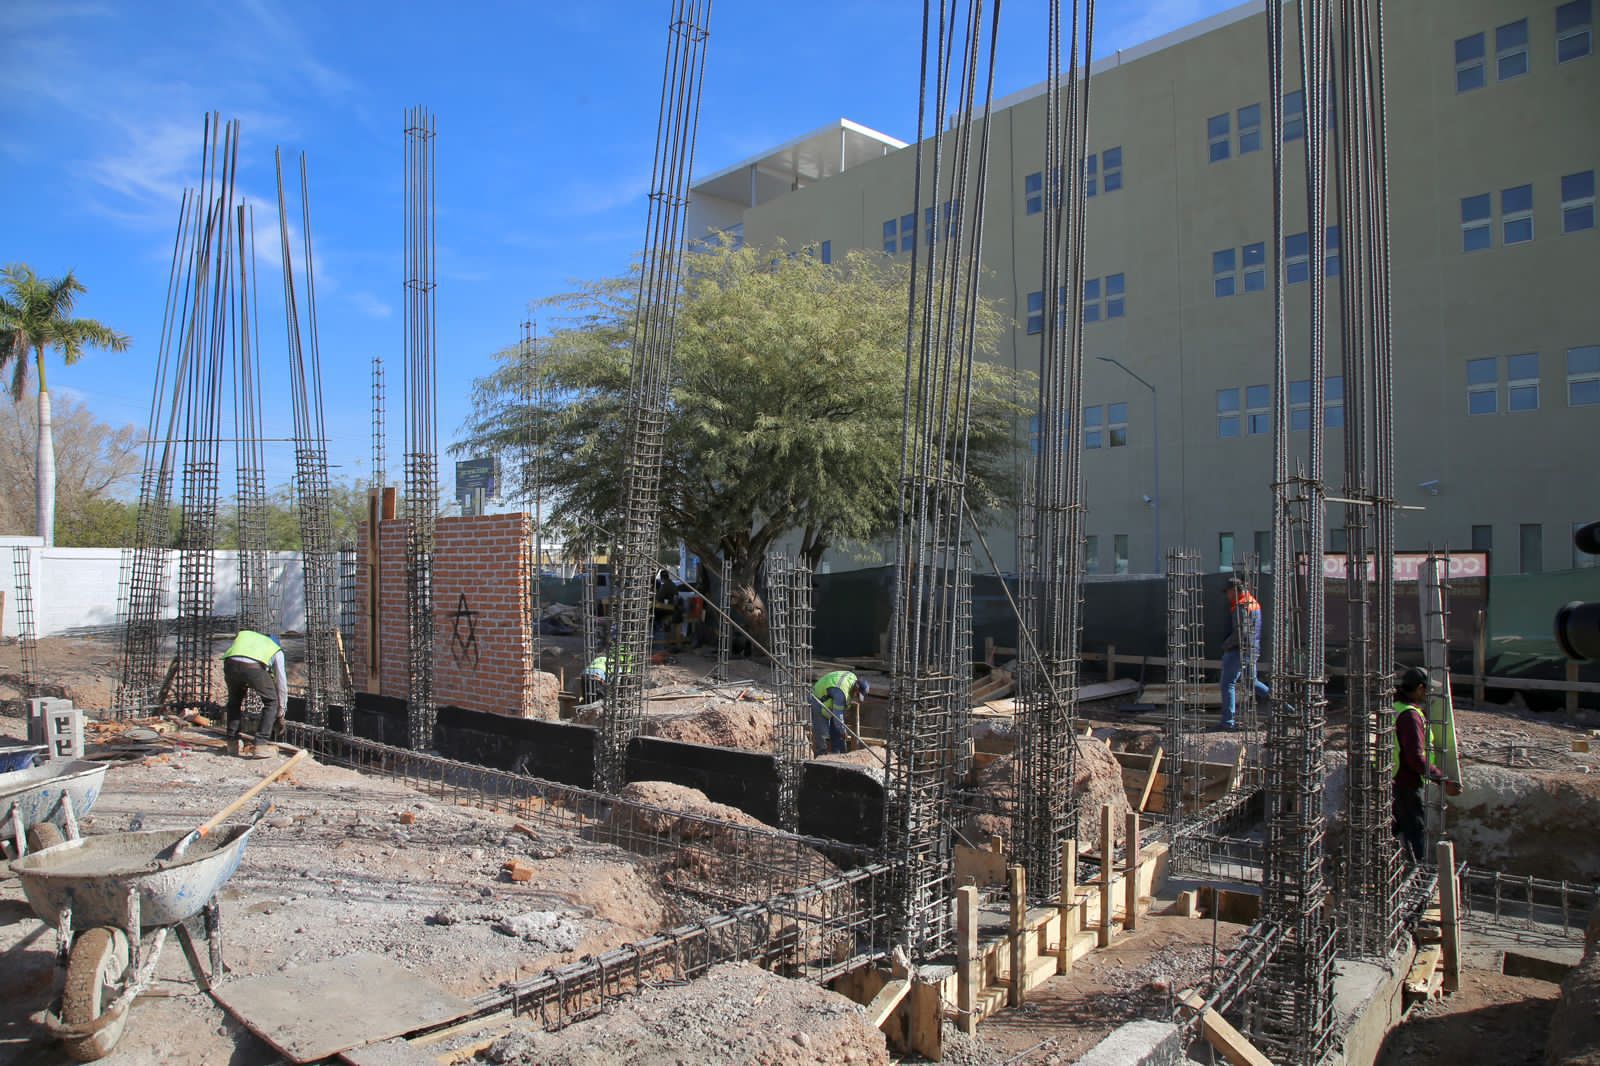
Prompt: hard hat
<box><xmin>1397</xmin><ymin>665</ymin><xmax>1430</xmax><ymax>692</ymax></box>
<box><xmin>855</xmin><ymin>679</ymin><xmax>871</xmax><ymax>697</ymax></box>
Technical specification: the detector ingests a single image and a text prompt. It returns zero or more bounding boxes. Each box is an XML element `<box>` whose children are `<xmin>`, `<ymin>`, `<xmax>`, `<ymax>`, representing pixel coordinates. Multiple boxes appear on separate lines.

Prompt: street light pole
<box><xmin>1096</xmin><ymin>356</ymin><xmax>1161</xmax><ymax>573</ymax></box>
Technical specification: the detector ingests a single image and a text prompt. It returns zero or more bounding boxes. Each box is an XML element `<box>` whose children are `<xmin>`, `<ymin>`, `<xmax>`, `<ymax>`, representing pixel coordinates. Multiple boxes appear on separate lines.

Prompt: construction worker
<box><xmin>809</xmin><ymin>670</ymin><xmax>868</xmax><ymax>755</ymax></box>
<box><xmin>1219</xmin><ymin>577</ymin><xmax>1270</xmax><ymax>730</ymax></box>
<box><xmin>221</xmin><ymin>629</ymin><xmax>288</xmax><ymax>758</ymax></box>
<box><xmin>1392</xmin><ymin>665</ymin><xmax>1462</xmax><ymax>863</ymax></box>
<box><xmin>581</xmin><ymin>636</ymin><xmax>631</xmax><ymax>704</ymax></box>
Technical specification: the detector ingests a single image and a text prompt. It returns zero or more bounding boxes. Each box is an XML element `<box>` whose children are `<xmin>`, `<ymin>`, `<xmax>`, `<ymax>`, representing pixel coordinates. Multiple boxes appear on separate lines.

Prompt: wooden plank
<box><xmin>867</xmin><ymin>980</ymin><xmax>911</xmax><ymax>1028</ymax></box>
<box><xmin>1098</xmin><ymin>804</ymin><xmax>1114</xmax><ymax>948</ymax></box>
<box><xmin>1437</xmin><ymin>841</ymin><xmax>1462</xmax><ymax>993</ymax></box>
<box><xmin>956</xmin><ymin>886</ymin><xmax>979</xmax><ymax>1034</ymax></box>
<box><xmin>1177</xmin><ymin>991</ymin><xmax>1273</xmax><ymax>1066</ymax></box>
<box><xmin>1124</xmin><ymin>811</ymin><xmax>1141</xmax><ymax>931</ymax></box>
<box><xmin>1057</xmin><ymin>838</ymin><xmax>1077</xmax><ymax>973</ymax></box>
<box><xmin>1137</xmin><ymin>748</ymin><xmax>1163</xmax><ymax>812</ymax></box>
<box><xmin>1008</xmin><ymin>865</ymin><xmax>1027</xmax><ymax>1007</ymax></box>
<box><xmin>1405</xmin><ymin>945</ymin><xmax>1443</xmax><ymax>995</ymax></box>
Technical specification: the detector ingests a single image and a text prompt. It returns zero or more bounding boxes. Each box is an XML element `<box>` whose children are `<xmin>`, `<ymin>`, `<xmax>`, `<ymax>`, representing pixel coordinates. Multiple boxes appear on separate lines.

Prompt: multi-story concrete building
<box><xmin>689</xmin><ymin>0</ymin><xmax>1599</xmax><ymax>576</ymax></box>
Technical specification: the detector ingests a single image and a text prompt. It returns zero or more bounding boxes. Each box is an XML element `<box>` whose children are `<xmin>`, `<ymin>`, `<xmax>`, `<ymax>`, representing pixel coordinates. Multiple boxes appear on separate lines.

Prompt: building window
<box><xmin>882</xmin><ymin>220</ymin><xmax>897</xmax><ymax>255</ymax></box>
<box><xmin>1569</xmin><ymin>345</ymin><xmax>1600</xmax><ymax>405</ymax></box>
<box><xmin>1114</xmin><ymin>534</ymin><xmax>1130</xmax><ymax>575</ymax></box>
<box><xmin>1083</xmin><ymin>277</ymin><xmax>1101</xmax><ymax>323</ymax></box>
<box><xmin>1084</xmin><ymin>404</ymin><xmax>1104</xmax><ymax>449</ymax></box>
<box><xmin>1105</xmin><ymin>273</ymin><xmax>1125</xmax><ymax>318</ymax></box>
<box><xmin>1507</xmin><ymin>353</ymin><xmax>1540</xmax><ymax>411</ymax></box>
<box><xmin>1213</xmin><ymin>248</ymin><xmax>1237</xmax><ymax>297</ymax></box>
<box><xmin>1085</xmin><ymin>154</ymin><xmax>1098</xmax><ymax>198</ymax></box>
<box><xmin>1238</xmin><ymin>103</ymin><xmax>1262</xmax><ymax>154</ymax></box>
<box><xmin>1243</xmin><ymin>242</ymin><xmax>1266</xmax><ymax>292</ymax></box>
<box><xmin>1455</xmin><ymin>32</ymin><xmax>1487</xmax><ymax>91</ymax></box>
<box><xmin>1577</xmin><ymin>522</ymin><xmax>1600</xmax><ymax>567</ymax></box>
<box><xmin>1471</xmin><ymin>524</ymin><xmax>1493</xmax><ymax>552</ymax></box>
<box><xmin>1219</xmin><ymin>532</ymin><xmax>1236</xmax><ymax>572</ymax></box>
<box><xmin>819</xmin><ymin>240</ymin><xmax>832</xmax><ymax>265</ymax></box>
<box><xmin>1284</xmin><ymin>89</ymin><xmax>1306</xmax><ymax>140</ymax></box>
<box><xmin>1461</xmin><ymin>193</ymin><xmax>1492</xmax><ymax>252</ymax></box>
<box><xmin>1496</xmin><ymin>18</ymin><xmax>1530</xmax><ymax>80</ymax></box>
<box><xmin>1246</xmin><ymin>384</ymin><xmax>1270</xmax><ymax>435</ymax></box>
<box><xmin>1325</xmin><ymin>226</ymin><xmax>1342</xmax><ymax>276</ymax></box>
<box><xmin>1025</xmin><ymin>171</ymin><xmax>1043</xmax><ymax>215</ymax></box>
<box><xmin>1467</xmin><ymin>356</ymin><xmax>1499</xmax><ymax>414</ymax></box>
<box><xmin>883</xmin><ymin>213</ymin><xmax>916</xmax><ymax>254</ymax></box>
<box><xmin>1502</xmin><ymin>184</ymin><xmax>1534</xmax><ymax>244</ymax></box>
<box><xmin>1328</xmin><ymin>527</ymin><xmax>1349</xmax><ymax>553</ymax></box>
<box><xmin>1025</xmin><ymin>290</ymin><xmax>1044</xmax><ymax>335</ymax></box>
<box><xmin>1217</xmin><ymin>388</ymin><xmax>1241</xmax><ymax>438</ymax></box>
<box><xmin>1254</xmin><ymin>530</ymin><xmax>1271</xmax><ymax>566</ymax></box>
<box><xmin>1208</xmin><ymin>113</ymin><xmax>1231</xmax><ymax>163</ymax></box>
<box><xmin>1521</xmin><ymin>523</ymin><xmax>1543</xmax><ymax>574</ymax></box>
<box><xmin>1086</xmin><ymin>534</ymin><xmax>1100</xmax><ymax>573</ymax></box>
<box><xmin>1107</xmin><ymin>402</ymin><xmax>1128</xmax><ymax>446</ymax></box>
<box><xmin>1289</xmin><ymin>379</ymin><xmax>1312</xmax><ymax>430</ymax></box>
<box><xmin>1325</xmin><ymin>376</ymin><xmax>1345</xmax><ymax>428</ymax></box>
<box><xmin>1563</xmin><ymin>170</ymin><xmax>1596</xmax><ymax>233</ymax></box>
<box><xmin>1558</xmin><ymin>0</ymin><xmax>1593</xmax><ymax>62</ymax></box>
<box><xmin>1285</xmin><ymin>232</ymin><xmax>1310</xmax><ymax>284</ymax></box>
<box><xmin>1103</xmin><ymin>147</ymin><xmax>1123</xmax><ymax>192</ymax></box>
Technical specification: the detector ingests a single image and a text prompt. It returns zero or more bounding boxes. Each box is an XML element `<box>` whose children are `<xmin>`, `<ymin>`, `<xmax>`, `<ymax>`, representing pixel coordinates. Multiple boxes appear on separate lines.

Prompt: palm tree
<box><xmin>0</xmin><ymin>264</ymin><xmax>130</xmax><ymax>545</ymax></box>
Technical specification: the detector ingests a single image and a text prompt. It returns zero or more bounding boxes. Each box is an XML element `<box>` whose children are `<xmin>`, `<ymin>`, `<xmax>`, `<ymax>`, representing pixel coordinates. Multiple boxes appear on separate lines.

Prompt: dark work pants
<box><xmin>224</xmin><ymin>657</ymin><xmax>281</xmax><ymax>740</ymax></box>
<box><xmin>1392</xmin><ymin>781</ymin><xmax>1426</xmax><ymax>863</ymax></box>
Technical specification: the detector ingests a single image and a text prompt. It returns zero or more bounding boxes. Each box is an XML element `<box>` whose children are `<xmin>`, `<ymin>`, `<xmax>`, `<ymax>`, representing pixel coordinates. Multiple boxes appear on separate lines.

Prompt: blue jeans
<box><xmin>1219</xmin><ymin>649</ymin><xmax>1269</xmax><ymax>729</ymax></box>
<box><xmin>808</xmin><ymin>695</ymin><xmax>846</xmax><ymax>755</ymax></box>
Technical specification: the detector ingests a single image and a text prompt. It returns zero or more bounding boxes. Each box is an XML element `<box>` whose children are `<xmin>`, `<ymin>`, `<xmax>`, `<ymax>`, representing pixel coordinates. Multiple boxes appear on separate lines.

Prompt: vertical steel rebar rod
<box><xmin>521</xmin><ymin>320</ymin><xmax>544</xmax><ymax>674</ymax></box>
<box><xmin>403</xmin><ymin>106</ymin><xmax>439</xmax><ymax>750</ymax></box>
<box><xmin>598</xmin><ymin>0</ymin><xmax>714</xmax><ymax>793</ymax></box>
<box><xmin>12</xmin><ymin>547</ymin><xmax>40</xmax><ymax>704</ymax></box>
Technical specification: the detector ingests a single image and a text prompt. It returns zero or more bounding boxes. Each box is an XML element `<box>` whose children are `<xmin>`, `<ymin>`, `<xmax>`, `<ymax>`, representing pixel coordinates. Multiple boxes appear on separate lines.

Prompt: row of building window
<box><xmin>1461</xmin><ymin>170</ymin><xmax>1595</xmax><ymax>250</ymax></box>
<box><xmin>1023</xmin><ymin>275</ymin><xmax>1127</xmax><ymax>333</ymax></box>
<box><xmin>879</xmin><ymin>200</ymin><xmax>962</xmax><ymax>255</ymax></box>
<box><xmin>1084</xmin><ymin>534</ymin><xmax>1131</xmax><ymax>576</ymax></box>
<box><xmin>1027</xmin><ymin>402</ymin><xmax>1130</xmax><ymax>453</ymax></box>
<box><xmin>1218</xmin><ymin>378</ymin><xmax>1346</xmax><ymax>438</ymax></box>
<box><xmin>1022</xmin><ymin>148</ymin><xmax>1125</xmax><ymax>215</ymax></box>
<box><xmin>1207</xmin><ymin>89</ymin><xmax>1321</xmax><ymax>165</ymax></box>
<box><xmin>1466</xmin><ymin>346</ymin><xmax>1600</xmax><ymax>412</ymax></box>
<box><xmin>1455</xmin><ymin>1</ymin><xmax>1591</xmax><ymax>92</ymax></box>
<box><xmin>1472</xmin><ymin>522</ymin><xmax>1599</xmax><ymax>572</ymax></box>
<box><xmin>1214</xmin><ymin>230</ymin><xmax>1342</xmax><ymax>297</ymax></box>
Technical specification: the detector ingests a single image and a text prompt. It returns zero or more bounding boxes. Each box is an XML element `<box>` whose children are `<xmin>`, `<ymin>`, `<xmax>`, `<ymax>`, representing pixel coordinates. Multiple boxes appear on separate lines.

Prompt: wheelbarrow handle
<box><xmin>162</xmin><ymin>750</ymin><xmax>307</xmax><ymax>861</ymax></box>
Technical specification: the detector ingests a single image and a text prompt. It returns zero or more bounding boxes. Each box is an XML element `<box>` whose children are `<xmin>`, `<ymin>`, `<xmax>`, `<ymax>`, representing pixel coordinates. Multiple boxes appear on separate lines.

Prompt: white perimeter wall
<box><xmin>0</xmin><ymin>536</ymin><xmax>306</xmax><ymax>638</ymax></box>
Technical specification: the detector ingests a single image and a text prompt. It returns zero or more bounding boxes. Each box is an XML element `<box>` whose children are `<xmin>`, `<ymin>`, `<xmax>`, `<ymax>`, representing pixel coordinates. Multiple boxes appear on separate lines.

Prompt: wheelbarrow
<box><xmin>10</xmin><ymin>750</ymin><xmax>306</xmax><ymax>1061</ymax></box>
<box><xmin>0</xmin><ymin>758</ymin><xmax>108</xmax><ymax>859</ymax></box>
<box><xmin>0</xmin><ymin>741</ymin><xmax>48</xmax><ymax>772</ymax></box>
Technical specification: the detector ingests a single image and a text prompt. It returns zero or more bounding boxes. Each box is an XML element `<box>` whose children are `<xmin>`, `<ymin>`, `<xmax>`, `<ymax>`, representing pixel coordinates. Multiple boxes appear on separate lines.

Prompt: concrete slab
<box><xmin>1075</xmin><ymin>1019</ymin><xmax>1183</xmax><ymax>1066</ymax></box>
<box><xmin>1323</xmin><ymin>951</ymin><xmax>1412</xmax><ymax>1066</ymax></box>
<box><xmin>340</xmin><ymin>1037</ymin><xmax>440</xmax><ymax>1065</ymax></box>
<box><xmin>214</xmin><ymin>952</ymin><xmax>473</xmax><ymax>1064</ymax></box>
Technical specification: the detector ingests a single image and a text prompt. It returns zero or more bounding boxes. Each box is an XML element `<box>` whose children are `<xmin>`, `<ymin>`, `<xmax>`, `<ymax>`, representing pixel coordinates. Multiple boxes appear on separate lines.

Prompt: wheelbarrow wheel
<box><xmin>61</xmin><ymin>926</ymin><xmax>131</xmax><ymax>1062</ymax></box>
<box><xmin>25</xmin><ymin>822</ymin><xmax>64</xmax><ymax>853</ymax></box>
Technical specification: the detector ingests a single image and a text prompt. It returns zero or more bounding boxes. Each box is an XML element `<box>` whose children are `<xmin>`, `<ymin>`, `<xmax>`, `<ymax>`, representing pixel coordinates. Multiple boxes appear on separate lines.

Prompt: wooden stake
<box><xmin>1125</xmin><ymin>810</ymin><xmax>1141</xmax><ymax>931</ymax></box>
<box><xmin>1008</xmin><ymin>865</ymin><xmax>1026</xmax><ymax>1007</ymax></box>
<box><xmin>1099</xmin><ymin>804</ymin><xmax>1114</xmax><ymax>947</ymax></box>
<box><xmin>1057</xmin><ymin>838</ymin><xmax>1076</xmax><ymax>973</ymax></box>
<box><xmin>957</xmin><ymin>885</ymin><xmax>978</xmax><ymax>1033</ymax></box>
<box><xmin>1437</xmin><ymin>839</ymin><xmax>1462</xmax><ymax>992</ymax></box>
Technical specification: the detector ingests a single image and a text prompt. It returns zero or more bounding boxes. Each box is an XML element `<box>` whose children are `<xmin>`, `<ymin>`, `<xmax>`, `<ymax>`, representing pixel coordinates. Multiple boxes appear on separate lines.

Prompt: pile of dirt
<box><xmin>645</xmin><ymin>698</ymin><xmax>776</xmax><ymax>750</ymax></box>
<box><xmin>482</xmin><ymin>961</ymin><xmax>889</xmax><ymax>1065</ymax></box>
<box><xmin>1446</xmin><ymin>764</ymin><xmax>1600</xmax><ymax>882</ymax></box>
<box><xmin>970</xmin><ymin>738</ymin><xmax>1133</xmax><ymax>848</ymax></box>
<box><xmin>1547</xmin><ymin>906</ymin><xmax>1600</xmax><ymax>1066</ymax></box>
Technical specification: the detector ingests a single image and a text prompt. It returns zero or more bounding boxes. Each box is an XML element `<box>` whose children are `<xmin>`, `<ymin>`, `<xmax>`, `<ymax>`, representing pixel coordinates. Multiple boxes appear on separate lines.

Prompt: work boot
<box><xmin>226</xmin><ymin>736</ymin><xmax>242</xmax><ymax>758</ymax></box>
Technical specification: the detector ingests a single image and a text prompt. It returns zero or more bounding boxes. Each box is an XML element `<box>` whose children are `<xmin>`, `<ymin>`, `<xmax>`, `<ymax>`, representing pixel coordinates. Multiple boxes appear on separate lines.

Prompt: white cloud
<box><xmin>347</xmin><ymin>292</ymin><xmax>393</xmax><ymax>320</ymax></box>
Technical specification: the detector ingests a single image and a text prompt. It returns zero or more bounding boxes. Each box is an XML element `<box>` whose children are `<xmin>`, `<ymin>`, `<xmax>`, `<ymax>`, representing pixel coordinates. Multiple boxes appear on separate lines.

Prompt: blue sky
<box><xmin>2</xmin><ymin>0</ymin><xmax>1234</xmax><ymax>495</ymax></box>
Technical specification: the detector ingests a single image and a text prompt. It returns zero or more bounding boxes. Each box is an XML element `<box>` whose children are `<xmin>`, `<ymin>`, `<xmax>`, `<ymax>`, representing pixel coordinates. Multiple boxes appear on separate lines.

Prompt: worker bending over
<box><xmin>1392</xmin><ymin>665</ymin><xmax>1462</xmax><ymax>863</ymax></box>
<box><xmin>809</xmin><ymin>670</ymin><xmax>868</xmax><ymax>755</ymax></box>
<box><xmin>221</xmin><ymin>629</ymin><xmax>288</xmax><ymax>758</ymax></box>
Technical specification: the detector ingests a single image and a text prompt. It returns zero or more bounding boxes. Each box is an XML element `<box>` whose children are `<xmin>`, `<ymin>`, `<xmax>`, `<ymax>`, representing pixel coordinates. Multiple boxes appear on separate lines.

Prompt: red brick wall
<box><xmin>352</xmin><ymin>512</ymin><xmax>534</xmax><ymax>717</ymax></box>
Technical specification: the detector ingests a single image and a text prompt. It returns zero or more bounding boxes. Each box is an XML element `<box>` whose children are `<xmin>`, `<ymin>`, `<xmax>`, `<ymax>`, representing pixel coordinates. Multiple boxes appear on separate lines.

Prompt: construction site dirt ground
<box><xmin>3</xmin><ymin>632</ymin><xmax>1598</xmax><ymax>1064</ymax></box>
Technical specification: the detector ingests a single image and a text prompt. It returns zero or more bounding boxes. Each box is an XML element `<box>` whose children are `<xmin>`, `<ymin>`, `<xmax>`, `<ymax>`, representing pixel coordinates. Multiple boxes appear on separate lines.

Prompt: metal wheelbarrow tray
<box><xmin>11</xmin><ymin>824</ymin><xmax>260</xmax><ymax>1062</ymax></box>
<box><xmin>0</xmin><ymin>759</ymin><xmax>107</xmax><ymax>857</ymax></box>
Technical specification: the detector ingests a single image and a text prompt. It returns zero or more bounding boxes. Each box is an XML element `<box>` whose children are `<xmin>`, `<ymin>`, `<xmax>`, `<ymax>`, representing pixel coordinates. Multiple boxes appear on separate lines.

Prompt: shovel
<box><xmin>157</xmin><ymin>749</ymin><xmax>309</xmax><ymax>862</ymax></box>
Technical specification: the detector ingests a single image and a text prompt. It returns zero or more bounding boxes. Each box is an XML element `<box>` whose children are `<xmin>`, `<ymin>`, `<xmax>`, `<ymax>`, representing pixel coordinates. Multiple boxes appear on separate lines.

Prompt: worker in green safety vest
<box><xmin>581</xmin><ymin>640</ymin><xmax>633</xmax><ymax>705</ymax></box>
<box><xmin>221</xmin><ymin>629</ymin><xmax>289</xmax><ymax>758</ymax></box>
<box><xmin>809</xmin><ymin>670</ymin><xmax>869</xmax><ymax>755</ymax></box>
<box><xmin>1392</xmin><ymin>666</ymin><xmax>1462</xmax><ymax>863</ymax></box>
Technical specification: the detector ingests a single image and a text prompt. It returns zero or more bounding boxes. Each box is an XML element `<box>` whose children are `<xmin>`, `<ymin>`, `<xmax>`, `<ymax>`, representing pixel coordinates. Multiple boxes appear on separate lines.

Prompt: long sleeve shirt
<box><xmin>1394</xmin><ymin>704</ymin><xmax>1443</xmax><ymax>790</ymax></box>
<box><xmin>269</xmin><ymin>650</ymin><xmax>289</xmax><ymax>718</ymax></box>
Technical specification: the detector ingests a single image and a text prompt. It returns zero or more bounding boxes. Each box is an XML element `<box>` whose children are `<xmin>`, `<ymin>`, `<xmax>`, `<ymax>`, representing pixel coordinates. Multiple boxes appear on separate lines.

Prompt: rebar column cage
<box><xmin>520</xmin><ymin>320</ymin><xmax>545</xmax><ymax>675</ymax></box>
<box><xmin>1163</xmin><ymin>549</ymin><xmax>1204</xmax><ymax>845</ymax></box>
<box><xmin>711</xmin><ymin>550</ymin><xmax>733</xmax><ymax>681</ymax></box>
<box><xmin>403</xmin><ymin>106</ymin><xmax>439</xmax><ymax>751</ymax></box>
<box><xmin>371</xmin><ymin>357</ymin><xmax>387</xmax><ymax>493</ymax></box>
<box><xmin>767</xmin><ymin>552</ymin><xmax>805</xmax><ymax>831</ymax></box>
<box><xmin>1418</xmin><ymin>551</ymin><xmax>1452</xmax><ymax>855</ymax></box>
<box><xmin>12</xmin><ymin>547</ymin><xmax>40</xmax><ymax>703</ymax></box>
<box><xmin>1012</xmin><ymin>0</ymin><xmax>1097</xmax><ymax>906</ymax></box>
<box><xmin>598</xmin><ymin>0</ymin><xmax>712</xmax><ymax>794</ymax></box>
<box><xmin>953</xmin><ymin>545</ymin><xmax>974</xmax><ymax>783</ymax></box>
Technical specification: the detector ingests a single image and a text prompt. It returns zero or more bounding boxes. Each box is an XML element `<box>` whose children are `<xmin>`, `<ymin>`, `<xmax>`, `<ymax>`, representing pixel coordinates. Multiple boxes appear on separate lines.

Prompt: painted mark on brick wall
<box><xmin>451</xmin><ymin>592</ymin><xmax>480</xmax><ymax>667</ymax></box>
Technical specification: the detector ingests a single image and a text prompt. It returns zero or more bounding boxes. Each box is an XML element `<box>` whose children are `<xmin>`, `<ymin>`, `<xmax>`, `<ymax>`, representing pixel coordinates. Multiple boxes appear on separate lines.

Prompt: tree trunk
<box><xmin>36</xmin><ymin>383</ymin><xmax>55</xmax><ymax>547</ymax></box>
